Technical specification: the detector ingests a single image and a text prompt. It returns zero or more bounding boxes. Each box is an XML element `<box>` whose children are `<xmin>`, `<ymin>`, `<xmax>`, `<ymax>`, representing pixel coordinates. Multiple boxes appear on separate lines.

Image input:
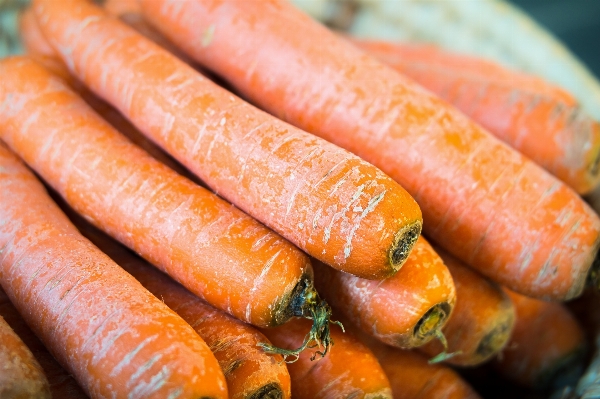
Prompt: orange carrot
<box><xmin>419</xmin><ymin>247</ymin><xmax>515</xmax><ymax>366</ymax></box>
<box><xmin>375</xmin><ymin>349</ymin><xmax>482</xmax><ymax>399</ymax></box>
<box><xmin>0</xmin><ymin>287</ymin><xmax>87</xmax><ymax>399</ymax></box>
<box><xmin>260</xmin><ymin>319</ymin><xmax>392</xmax><ymax>399</ymax></box>
<box><xmin>0</xmin><ymin>313</ymin><xmax>51</xmax><ymax>399</ymax></box>
<box><xmin>313</xmin><ymin>236</ymin><xmax>456</xmax><ymax>349</ymax></box>
<box><xmin>33</xmin><ymin>0</ymin><xmax>423</xmax><ymax>281</ymax></box>
<box><xmin>0</xmin><ymin>140</ymin><xmax>227</xmax><ymax>398</ymax></box>
<box><xmin>351</xmin><ymin>39</ymin><xmax>600</xmax><ymax>195</ymax></box>
<box><xmin>0</xmin><ymin>57</ymin><xmax>335</xmax><ymax>362</ymax></box>
<box><xmin>64</xmin><ymin>205</ymin><xmax>292</xmax><ymax>399</ymax></box>
<box><xmin>19</xmin><ymin>7</ymin><xmax>194</xmax><ymax>182</ymax></box>
<box><xmin>139</xmin><ymin>0</ymin><xmax>600</xmax><ymax>300</ymax></box>
<box><xmin>495</xmin><ymin>289</ymin><xmax>587</xmax><ymax>390</ymax></box>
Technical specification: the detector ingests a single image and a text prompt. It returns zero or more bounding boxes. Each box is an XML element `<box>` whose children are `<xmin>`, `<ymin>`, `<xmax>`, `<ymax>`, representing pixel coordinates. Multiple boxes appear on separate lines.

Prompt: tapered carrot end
<box><xmin>258</xmin><ymin>278</ymin><xmax>340</xmax><ymax>363</ymax></box>
<box><xmin>389</xmin><ymin>221</ymin><xmax>422</xmax><ymax>272</ymax></box>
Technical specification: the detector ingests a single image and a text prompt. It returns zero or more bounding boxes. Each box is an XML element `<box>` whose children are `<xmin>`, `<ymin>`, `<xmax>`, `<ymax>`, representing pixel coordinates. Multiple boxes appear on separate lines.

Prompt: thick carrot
<box><xmin>313</xmin><ymin>236</ymin><xmax>456</xmax><ymax>349</ymax></box>
<box><xmin>33</xmin><ymin>0</ymin><xmax>423</xmax><ymax>281</ymax></box>
<box><xmin>19</xmin><ymin>7</ymin><xmax>194</xmax><ymax>182</ymax></box>
<box><xmin>260</xmin><ymin>319</ymin><xmax>392</xmax><ymax>399</ymax></box>
<box><xmin>419</xmin><ymin>247</ymin><xmax>515</xmax><ymax>366</ymax></box>
<box><xmin>495</xmin><ymin>289</ymin><xmax>587</xmax><ymax>390</ymax></box>
<box><xmin>0</xmin><ymin>314</ymin><xmax>51</xmax><ymax>399</ymax></box>
<box><xmin>0</xmin><ymin>287</ymin><xmax>87</xmax><ymax>399</ymax></box>
<box><xmin>0</xmin><ymin>57</ymin><xmax>334</xmax><ymax>362</ymax></box>
<box><xmin>63</xmin><ymin>204</ymin><xmax>292</xmax><ymax>399</ymax></box>
<box><xmin>351</xmin><ymin>39</ymin><xmax>600</xmax><ymax>195</ymax></box>
<box><xmin>0</xmin><ymin>141</ymin><xmax>227</xmax><ymax>398</ymax></box>
<box><xmin>139</xmin><ymin>0</ymin><xmax>600</xmax><ymax>300</ymax></box>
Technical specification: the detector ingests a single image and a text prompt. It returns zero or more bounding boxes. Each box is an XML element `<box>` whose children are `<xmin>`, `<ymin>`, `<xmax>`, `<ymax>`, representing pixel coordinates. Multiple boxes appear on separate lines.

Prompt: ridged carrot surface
<box><xmin>0</xmin><ymin>287</ymin><xmax>87</xmax><ymax>399</ymax></box>
<box><xmin>314</xmin><ymin>236</ymin><xmax>456</xmax><ymax>348</ymax></box>
<box><xmin>140</xmin><ymin>0</ymin><xmax>600</xmax><ymax>300</ymax></box>
<box><xmin>352</xmin><ymin>39</ymin><xmax>600</xmax><ymax>195</ymax></box>
<box><xmin>0</xmin><ymin>57</ymin><xmax>319</xmax><ymax>332</ymax></box>
<box><xmin>0</xmin><ymin>141</ymin><xmax>227</xmax><ymax>398</ymax></box>
<box><xmin>19</xmin><ymin>7</ymin><xmax>196</xmax><ymax>183</ymax></box>
<box><xmin>496</xmin><ymin>289</ymin><xmax>586</xmax><ymax>390</ymax></box>
<box><xmin>68</xmin><ymin>210</ymin><xmax>292</xmax><ymax>399</ymax></box>
<box><xmin>0</xmin><ymin>314</ymin><xmax>51</xmax><ymax>399</ymax></box>
<box><xmin>419</xmin><ymin>247</ymin><xmax>515</xmax><ymax>366</ymax></box>
<box><xmin>260</xmin><ymin>319</ymin><xmax>392</xmax><ymax>399</ymax></box>
<box><xmin>33</xmin><ymin>0</ymin><xmax>423</xmax><ymax>280</ymax></box>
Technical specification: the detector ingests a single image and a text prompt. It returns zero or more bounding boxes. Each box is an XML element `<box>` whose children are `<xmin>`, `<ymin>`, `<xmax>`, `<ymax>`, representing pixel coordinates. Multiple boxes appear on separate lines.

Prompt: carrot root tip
<box><xmin>258</xmin><ymin>277</ymin><xmax>339</xmax><ymax>363</ymax></box>
<box><xmin>389</xmin><ymin>221</ymin><xmax>422</xmax><ymax>272</ymax></box>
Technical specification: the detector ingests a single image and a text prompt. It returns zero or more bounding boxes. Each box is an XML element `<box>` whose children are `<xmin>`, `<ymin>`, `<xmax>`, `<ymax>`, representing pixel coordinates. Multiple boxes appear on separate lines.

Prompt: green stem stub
<box><xmin>258</xmin><ymin>278</ymin><xmax>343</xmax><ymax>363</ymax></box>
<box><xmin>427</xmin><ymin>330</ymin><xmax>462</xmax><ymax>365</ymax></box>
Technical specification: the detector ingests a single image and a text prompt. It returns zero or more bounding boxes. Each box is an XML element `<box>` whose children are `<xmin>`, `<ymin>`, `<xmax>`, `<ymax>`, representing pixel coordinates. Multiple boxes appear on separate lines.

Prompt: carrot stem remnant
<box><xmin>258</xmin><ymin>278</ymin><xmax>343</xmax><ymax>362</ymax></box>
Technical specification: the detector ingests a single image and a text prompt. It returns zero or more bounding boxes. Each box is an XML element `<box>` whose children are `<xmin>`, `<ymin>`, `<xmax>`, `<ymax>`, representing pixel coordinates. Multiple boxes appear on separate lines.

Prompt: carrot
<box><xmin>0</xmin><ymin>57</ymin><xmax>336</xmax><ymax>361</ymax></box>
<box><xmin>495</xmin><ymin>289</ymin><xmax>587</xmax><ymax>391</ymax></box>
<box><xmin>259</xmin><ymin>319</ymin><xmax>392</xmax><ymax>399</ymax></box>
<box><xmin>351</xmin><ymin>39</ymin><xmax>600</xmax><ymax>195</ymax></box>
<box><xmin>0</xmin><ymin>287</ymin><xmax>87</xmax><ymax>399</ymax></box>
<box><xmin>313</xmin><ymin>236</ymin><xmax>456</xmax><ymax>349</ymax></box>
<box><xmin>33</xmin><ymin>0</ymin><xmax>423</xmax><ymax>281</ymax></box>
<box><xmin>419</xmin><ymin>246</ymin><xmax>515</xmax><ymax>366</ymax></box>
<box><xmin>375</xmin><ymin>349</ymin><xmax>482</xmax><ymax>399</ymax></box>
<box><xmin>0</xmin><ymin>140</ymin><xmax>227</xmax><ymax>398</ymax></box>
<box><xmin>0</xmin><ymin>314</ymin><xmax>51</xmax><ymax>399</ymax></box>
<box><xmin>63</xmin><ymin>204</ymin><xmax>292</xmax><ymax>399</ymax></box>
<box><xmin>19</xmin><ymin>7</ymin><xmax>195</xmax><ymax>183</ymax></box>
<box><xmin>138</xmin><ymin>0</ymin><xmax>600</xmax><ymax>300</ymax></box>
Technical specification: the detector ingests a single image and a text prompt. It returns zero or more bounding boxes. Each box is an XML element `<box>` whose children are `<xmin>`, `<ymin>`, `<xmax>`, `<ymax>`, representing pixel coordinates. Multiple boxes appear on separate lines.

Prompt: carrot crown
<box><xmin>258</xmin><ymin>277</ymin><xmax>343</xmax><ymax>362</ymax></box>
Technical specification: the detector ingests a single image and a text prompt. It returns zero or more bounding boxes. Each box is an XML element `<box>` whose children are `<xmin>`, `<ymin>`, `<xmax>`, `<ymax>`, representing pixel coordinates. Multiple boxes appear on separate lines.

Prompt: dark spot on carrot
<box><xmin>222</xmin><ymin>359</ymin><xmax>243</xmax><ymax>377</ymax></box>
<box><xmin>247</xmin><ymin>382</ymin><xmax>283</xmax><ymax>399</ymax></box>
<box><xmin>390</xmin><ymin>221</ymin><xmax>422</xmax><ymax>271</ymax></box>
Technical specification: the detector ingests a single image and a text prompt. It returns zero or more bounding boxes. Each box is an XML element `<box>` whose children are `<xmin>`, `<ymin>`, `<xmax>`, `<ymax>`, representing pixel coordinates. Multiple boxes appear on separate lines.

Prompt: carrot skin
<box><xmin>139</xmin><ymin>0</ymin><xmax>600</xmax><ymax>300</ymax></box>
<box><xmin>0</xmin><ymin>56</ymin><xmax>316</xmax><ymax>330</ymax></box>
<box><xmin>0</xmin><ymin>287</ymin><xmax>87</xmax><ymax>399</ymax></box>
<box><xmin>314</xmin><ymin>236</ymin><xmax>456</xmax><ymax>348</ymax></box>
<box><xmin>419</xmin><ymin>247</ymin><xmax>515</xmax><ymax>366</ymax></box>
<box><xmin>33</xmin><ymin>0</ymin><xmax>423</xmax><ymax>280</ymax></box>
<box><xmin>260</xmin><ymin>320</ymin><xmax>393</xmax><ymax>399</ymax></box>
<box><xmin>66</xmin><ymin>209</ymin><xmax>292</xmax><ymax>399</ymax></box>
<box><xmin>0</xmin><ymin>141</ymin><xmax>227</xmax><ymax>398</ymax></box>
<box><xmin>352</xmin><ymin>39</ymin><xmax>600</xmax><ymax>195</ymax></box>
<box><xmin>495</xmin><ymin>289</ymin><xmax>587</xmax><ymax>390</ymax></box>
<box><xmin>0</xmin><ymin>314</ymin><xmax>51</xmax><ymax>399</ymax></box>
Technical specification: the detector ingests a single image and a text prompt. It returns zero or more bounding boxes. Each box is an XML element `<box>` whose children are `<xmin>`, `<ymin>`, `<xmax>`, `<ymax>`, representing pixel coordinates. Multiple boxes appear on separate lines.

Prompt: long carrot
<box><xmin>419</xmin><ymin>247</ymin><xmax>515</xmax><ymax>366</ymax></box>
<box><xmin>0</xmin><ymin>57</ymin><xmax>333</xmax><ymax>361</ymax></box>
<box><xmin>0</xmin><ymin>140</ymin><xmax>227</xmax><ymax>398</ymax></box>
<box><xmin>139</xmin><ymin>0</ymin><xmax>600</xmax><ymax>300</ymax></box>
<box><xmin>260</xmin><ymin>319</ymin><xmax>392</xmax><ymax>399</ymax></box>
<box><xmin>63</xmin><ymin>203</ymin><xmax>292</xmax><ymax>399</ymax></box>
<box><xmin>0</xmin><ymin>314</ymin><xmax>51</xmax><ymax>399</ymax></box>
<box><xmin>351</xmin><ymin>39</ymin><xmax>600</xmax><ymax>195</ymax></box>
<box><xmin>0</xmin><ymin>287</ymin><xmax>87</xmax><ymax>399</ymax></box>
<box><xmin>495</xmin><ymin>289</ymin><xmax>587</xmax><ymax>391</ymax></box>
<box><xmin>313</xmin><ymin>236</ymin><xmax>456</xmax><ymax>349</ymax></box>
<box><xmin>33</xmin><ymin>0</ymin><xmax>423</xmax><ymax>281</ymax></box>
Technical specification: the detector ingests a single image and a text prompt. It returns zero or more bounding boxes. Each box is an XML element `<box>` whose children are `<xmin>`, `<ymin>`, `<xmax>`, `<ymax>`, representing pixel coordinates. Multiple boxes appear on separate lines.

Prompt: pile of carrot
<box><xmin>1</xmin><ymin>0</ymin><xmax>599</xmax><ymax>398</ymax></box>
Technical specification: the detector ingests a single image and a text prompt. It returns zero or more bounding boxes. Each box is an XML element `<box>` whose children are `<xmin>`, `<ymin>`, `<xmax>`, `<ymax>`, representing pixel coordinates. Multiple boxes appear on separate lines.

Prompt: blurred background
<box><xmin>508</xmin><ymin>0</ymin><xmax>600</xmax><ymax>78</ymax></box>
